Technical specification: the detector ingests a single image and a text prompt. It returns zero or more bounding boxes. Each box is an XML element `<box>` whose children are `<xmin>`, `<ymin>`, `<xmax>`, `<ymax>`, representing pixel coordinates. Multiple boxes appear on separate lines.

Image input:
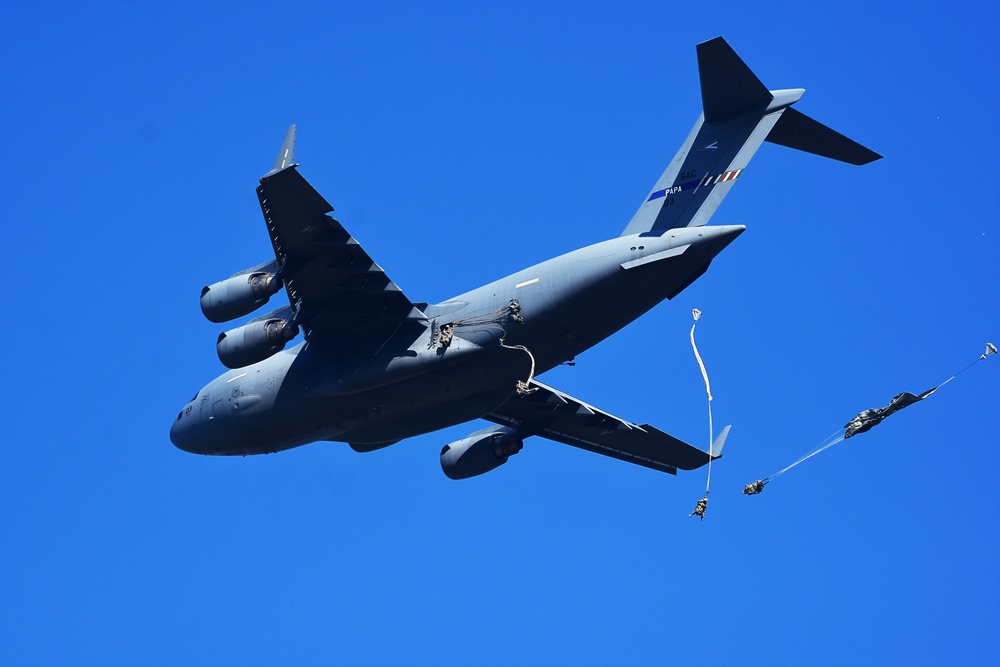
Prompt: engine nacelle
<box><xmin>216</xmin><ymin>318</ymin><xmax>299</xmax><ymax>369</ymax></box>
<box><xmin>201</xmin><ymin>266</ymin><xmax>283</xmax><ymax>323</ymax></box>
<box><xmin>440</xmin><ymin>427</ymin><xmax>523</xmax><ymax>480</ymax></box>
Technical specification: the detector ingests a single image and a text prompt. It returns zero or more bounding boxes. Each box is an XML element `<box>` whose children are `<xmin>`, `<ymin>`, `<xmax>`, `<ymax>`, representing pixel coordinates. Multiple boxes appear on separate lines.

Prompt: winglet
<box><xmin>710</xmin><ymin>425</ymin><xmax>730</xmax><ymax>459</ymax></box>
<box><xmin>268</xmin><ymin>124</ymin><xmax>297</xmax><ymax>175</ymax></box>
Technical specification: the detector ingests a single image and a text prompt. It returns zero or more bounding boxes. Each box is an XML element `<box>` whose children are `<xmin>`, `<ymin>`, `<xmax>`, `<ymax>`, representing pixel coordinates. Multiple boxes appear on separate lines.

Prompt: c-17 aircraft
<box><xmin>170</xmin><ymin>37</ymin><xmax>880</xmax><ymax>480</ymax></box>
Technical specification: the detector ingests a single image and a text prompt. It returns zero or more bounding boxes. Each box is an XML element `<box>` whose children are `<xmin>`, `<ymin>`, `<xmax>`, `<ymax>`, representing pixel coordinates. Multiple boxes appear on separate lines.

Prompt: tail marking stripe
<box><xmin>700</xmin><ymin>169</ymin><xmax>743</xmax><ymax>187</ymax></box>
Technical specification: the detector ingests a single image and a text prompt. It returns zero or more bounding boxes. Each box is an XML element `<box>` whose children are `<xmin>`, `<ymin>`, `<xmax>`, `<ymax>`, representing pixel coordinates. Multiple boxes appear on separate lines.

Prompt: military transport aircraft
<box><xmin>170</xmin><ymin>37</ymin><xmax>880</xmax><ymax>480</ymax></box>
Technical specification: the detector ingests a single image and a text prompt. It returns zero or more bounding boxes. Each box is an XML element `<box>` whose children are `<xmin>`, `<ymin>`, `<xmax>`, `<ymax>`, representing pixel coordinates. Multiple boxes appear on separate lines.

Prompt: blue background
<box><xmin>3</xmin><ymin>1</ymin><xmax>997</xmax><ymax>664</ymax></box>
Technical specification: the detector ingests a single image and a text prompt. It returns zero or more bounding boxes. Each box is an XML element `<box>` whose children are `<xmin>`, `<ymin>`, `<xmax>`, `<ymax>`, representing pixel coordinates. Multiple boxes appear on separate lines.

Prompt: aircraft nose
<box><xmin>170</xmin><ymin>409</ymin><xmax>198</xmax><ymax>453</ymax></box>
<box><xmin>169</xmin><ymin>413</ymin><xmax>184</xmax><ymax>447</ymax></box>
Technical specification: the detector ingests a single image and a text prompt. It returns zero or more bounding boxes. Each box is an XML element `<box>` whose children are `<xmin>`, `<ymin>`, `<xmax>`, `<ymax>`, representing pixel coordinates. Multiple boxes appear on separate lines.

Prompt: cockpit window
<box><xmin>190</xmin><ymin>393</ymin><xmax>199</xmax><ymax>402</ymax></box>
<box><xmin>176</xmin><ymin>411</ymin><xmax>183</xmax><ymax>421</ymax></box>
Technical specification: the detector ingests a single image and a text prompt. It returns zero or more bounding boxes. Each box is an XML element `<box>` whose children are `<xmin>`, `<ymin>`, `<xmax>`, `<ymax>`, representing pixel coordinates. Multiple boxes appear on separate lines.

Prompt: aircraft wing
<box><xmin>256</xmin><ymin>129</ymin><xmax>425</xmax><ymax>343</ymax></box>
<box><xmin>484</xmin><ymin>380</ymin><xmax>716</xmax><ymax>474</ymax></box>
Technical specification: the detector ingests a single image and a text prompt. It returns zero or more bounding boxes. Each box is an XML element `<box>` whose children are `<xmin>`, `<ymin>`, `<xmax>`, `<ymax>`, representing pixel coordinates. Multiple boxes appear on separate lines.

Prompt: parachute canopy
<box><xmin>844</xmin><ymin>388</ymin><xmax>938</xmax><ymax>439</ymax></box>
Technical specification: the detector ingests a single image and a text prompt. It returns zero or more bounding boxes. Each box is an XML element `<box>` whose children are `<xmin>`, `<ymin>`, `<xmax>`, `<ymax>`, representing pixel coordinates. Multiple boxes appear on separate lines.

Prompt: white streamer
<box><xmin>690</xmin><ymin>309</ymin><xmax>714</xmax><ymax>495</ymax></box>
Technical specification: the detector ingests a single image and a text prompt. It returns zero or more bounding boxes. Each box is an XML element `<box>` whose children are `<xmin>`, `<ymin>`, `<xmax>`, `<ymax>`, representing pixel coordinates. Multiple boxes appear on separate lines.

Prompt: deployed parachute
<box><xmin>744</xmin><ymin>342</ymin><xmax>996</xmax><ymax>495</ymax></box>
<box><xmin>844</xmin><ymin>388</ymin><xmax>938</xmax><ymax>438</ymax></box>
<box><xmin>687</xmin><ymin>309</ymin><xmax>731</xmax><ymax>520</ymax></box>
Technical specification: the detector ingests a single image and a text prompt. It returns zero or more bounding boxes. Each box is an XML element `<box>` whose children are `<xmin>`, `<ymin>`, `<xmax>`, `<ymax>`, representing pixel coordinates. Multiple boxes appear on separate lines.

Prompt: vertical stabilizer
<box><xmin>698</xmin><ymin>38</ymin><xmax>771</xmax><ymax>122</ymax></box>
<box><xmin>621</xmin><ymin>38</ymin><xmax>880</xmax><ymax>237</ymax></box>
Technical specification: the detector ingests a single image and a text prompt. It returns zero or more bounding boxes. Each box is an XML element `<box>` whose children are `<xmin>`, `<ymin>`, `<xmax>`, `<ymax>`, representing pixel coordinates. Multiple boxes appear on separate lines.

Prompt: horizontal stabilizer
<box><xmin>698</xmin><ymin>37</ymin><xmax>772</xmax><ymax>121</ymax></box>
<box><xmin>766</xmin><ymin>107</ymin><xmax>882</xmax><ymax>165</ymax></box>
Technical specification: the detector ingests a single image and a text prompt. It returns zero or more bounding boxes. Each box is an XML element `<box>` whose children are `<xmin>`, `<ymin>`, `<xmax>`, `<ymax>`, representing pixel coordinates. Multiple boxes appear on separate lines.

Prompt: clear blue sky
<box><xmin>3</xmin><ymin>1</ymin><xmax>998</xmax><ymax>664</ymax></box>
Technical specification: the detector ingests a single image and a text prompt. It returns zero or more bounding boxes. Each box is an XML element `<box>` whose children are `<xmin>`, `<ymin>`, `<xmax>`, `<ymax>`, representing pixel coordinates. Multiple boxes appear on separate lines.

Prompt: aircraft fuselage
<box><xmin>169</xmin><ymin>224</ymin><xmax>743</xmax><ymax>455</ymax></box>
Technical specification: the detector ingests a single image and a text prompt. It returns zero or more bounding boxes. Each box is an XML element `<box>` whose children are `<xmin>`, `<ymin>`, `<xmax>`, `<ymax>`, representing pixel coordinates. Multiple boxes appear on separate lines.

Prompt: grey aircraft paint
<box><xmin>170</xmin><ymin>37</ymin><xmax>881</xmax><ymax>480</ymax></box>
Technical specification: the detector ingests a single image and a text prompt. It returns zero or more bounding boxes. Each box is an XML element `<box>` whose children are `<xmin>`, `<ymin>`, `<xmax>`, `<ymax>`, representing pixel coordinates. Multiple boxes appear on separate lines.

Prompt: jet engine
<box><xmin>201</xmin><ymin>263</ymin><xmax>283</xmax><ymax>323</ymax></box>
<box><xmin>216</xmin><ymin>318</ymin><xmax>299</xmax><ymax>369</ymax></box>
<box><xmin>440</xmin><ymin>426</ymin><xmax>523</xmax><ymax>480</ymax></box>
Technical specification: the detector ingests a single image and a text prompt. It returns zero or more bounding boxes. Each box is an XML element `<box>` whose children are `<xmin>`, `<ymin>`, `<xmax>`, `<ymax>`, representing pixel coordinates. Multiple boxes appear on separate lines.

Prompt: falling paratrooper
<box><xmin>689</xmin><ymin>496</ymin><xmax>708</xmax><ymax>520</ymax></box>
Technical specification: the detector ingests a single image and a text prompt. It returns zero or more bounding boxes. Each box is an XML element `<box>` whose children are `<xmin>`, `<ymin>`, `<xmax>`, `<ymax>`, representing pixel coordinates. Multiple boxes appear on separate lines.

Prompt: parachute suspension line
<box><xmin>690</xmin><ymin>309</ymin><xmax>714</xmax><ymax>499</ymax></box>
<box><xmin>764</xmin><ymin>429</ymin><xmax>846</xmax><ymax>483</ymax></box>
<box><xmin>936</xmin><ymin>343</ymin><xmax>996</xmax><ymax>390</ymax></box>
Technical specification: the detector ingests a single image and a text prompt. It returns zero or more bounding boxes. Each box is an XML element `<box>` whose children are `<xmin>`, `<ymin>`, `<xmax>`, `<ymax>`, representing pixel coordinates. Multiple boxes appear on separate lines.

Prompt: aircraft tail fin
<box><xmin>698</xmin><ymin>38</ymin><xmax>772</xmax><ymax>122</ymax></box>
<box><xmin>621</xmin><ymin>37</ymin><xmax>881</xmax><ymax>237</ymax></box>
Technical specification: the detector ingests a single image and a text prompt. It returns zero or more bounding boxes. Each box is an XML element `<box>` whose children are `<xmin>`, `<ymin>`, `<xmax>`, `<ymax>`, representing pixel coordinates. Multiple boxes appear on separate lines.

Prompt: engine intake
<box><xmin>216</xmin><ymin>318</ymin><xmax>299</xmax><ymax>369</ymax></box>
<box><xmin>201</xmin><ymin>269</ymin><xmax>283</xmax><ymax>323</ymax></box>
<box><xmin>440</xmin><ymin>427</ymin><xmax>523</xmax><ymax>480</ymax></box>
